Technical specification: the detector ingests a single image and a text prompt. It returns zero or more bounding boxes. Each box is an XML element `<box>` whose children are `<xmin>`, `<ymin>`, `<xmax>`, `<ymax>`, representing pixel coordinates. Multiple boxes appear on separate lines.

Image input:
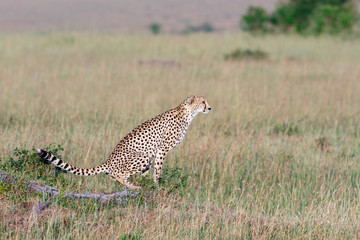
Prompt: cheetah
<box><xmin>36</xmin><ymin>95</ymin><xmax>211</xmax><ymax>190</ymax></box>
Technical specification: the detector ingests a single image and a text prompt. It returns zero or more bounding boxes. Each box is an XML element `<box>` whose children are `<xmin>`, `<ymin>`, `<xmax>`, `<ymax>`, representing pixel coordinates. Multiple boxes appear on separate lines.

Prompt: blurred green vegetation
<box><xmin>242</xmin><ymin>0</ymin><xmax>359</xmax><ymax>34</ymax></box>
<box><xmin>224</xmin><ymin>48</ymin><xmax>269</xmax><ymax>61</ymax></box>
<box><xmin>181</xmin><ymin>22</ymin><xmax>215</xmax><ymax>34</ymax></box>
<box><xmin>149</xmin><ymin>23</ymin><xmax>161</xmax><ymax>35</ymax></box>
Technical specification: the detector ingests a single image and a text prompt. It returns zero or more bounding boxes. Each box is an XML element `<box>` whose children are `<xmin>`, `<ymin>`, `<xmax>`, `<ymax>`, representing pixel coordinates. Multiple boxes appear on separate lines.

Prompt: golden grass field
<box><xmin>1</xmin><ymin>33</ymin><xmax>360</xmax><ymax>239</ymax></box>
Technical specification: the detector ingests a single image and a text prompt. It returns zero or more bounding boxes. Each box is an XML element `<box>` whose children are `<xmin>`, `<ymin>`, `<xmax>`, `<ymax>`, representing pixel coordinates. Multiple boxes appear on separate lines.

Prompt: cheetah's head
<box><xmin>185</xmin><ymin>95</ymin><xmax>212</xmax><ymax>115</ymax></box>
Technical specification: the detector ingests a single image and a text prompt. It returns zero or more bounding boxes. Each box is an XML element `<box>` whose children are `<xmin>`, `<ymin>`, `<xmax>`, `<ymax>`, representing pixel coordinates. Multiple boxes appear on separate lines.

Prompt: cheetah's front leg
<box><xmin>153</xmin><ymin>148</ymin><xmax>169</xmax><ymax>184</ymax></box>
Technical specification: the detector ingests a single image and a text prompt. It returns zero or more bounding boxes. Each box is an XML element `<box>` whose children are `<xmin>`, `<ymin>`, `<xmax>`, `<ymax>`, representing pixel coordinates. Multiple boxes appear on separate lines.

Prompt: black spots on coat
<box><xmin>73</xmin><ymin>99</ymin><xmax>201</xmax><ymax>184</ymax></box>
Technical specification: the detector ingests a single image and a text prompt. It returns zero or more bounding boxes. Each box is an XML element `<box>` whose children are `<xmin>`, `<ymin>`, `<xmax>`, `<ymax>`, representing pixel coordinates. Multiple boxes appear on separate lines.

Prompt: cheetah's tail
<box><xmin>36</xmin><ymin>149</ymin><xmax>106</xmax><ymax>176</ymax></box>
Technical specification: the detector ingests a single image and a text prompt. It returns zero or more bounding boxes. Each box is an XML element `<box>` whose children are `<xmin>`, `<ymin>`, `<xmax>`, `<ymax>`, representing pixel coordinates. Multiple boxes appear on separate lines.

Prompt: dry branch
<box><xmin>33</xmin><ymin>201</ymin><xmax>52</xmax><ymax>213</ymax></box>
<box><xmin>0</xmin><ymin>170</ymin><xmax>134</xmax><ymax>208</ymax></box>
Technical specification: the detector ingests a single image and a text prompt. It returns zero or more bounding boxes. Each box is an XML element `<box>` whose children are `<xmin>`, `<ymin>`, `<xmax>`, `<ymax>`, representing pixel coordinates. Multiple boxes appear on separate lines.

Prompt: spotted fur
<box><xmin>36</xmin><ymin>95</ymin><xmax>211</xmax><ymax>189</ymax></box>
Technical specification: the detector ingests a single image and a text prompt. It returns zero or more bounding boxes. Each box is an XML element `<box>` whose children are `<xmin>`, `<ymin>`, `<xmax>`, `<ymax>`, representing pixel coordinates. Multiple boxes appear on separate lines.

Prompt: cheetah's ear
<box><xmin>186</xmin><ymin>95</ymin><xmax>195</xmax><ymax>104</ymax></box>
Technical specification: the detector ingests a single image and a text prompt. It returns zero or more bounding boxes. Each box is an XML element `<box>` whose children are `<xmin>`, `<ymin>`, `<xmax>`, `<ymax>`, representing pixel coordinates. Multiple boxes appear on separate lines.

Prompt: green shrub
<box><xmin>149</xmin><ymin>23</ymin><xmax>161</xmax><ymax>35</ymax></box>
<box><xmin>0</xmin><ymin>143</ymin><xmax>69</xmax><ymax>186</ymax></box>
<box><xmin>310</xmin><ymin>4</ymin><xmax>358</xmax><ymax>34</ymax></box>
<box><xmin>241</xmin><ymin>6</ymin><xmax>269</xmax><ymax>32</ymax></box>
<box><xmin>159</xmin><ymin>167</ymin><xmax>189</xmax><ymax>194</ymax></box>
<box><xmin>269</xmin><ymin>4</ymin><xmax>297</xmax><ymax>32</ymax></box>
<box><xmin>182</xmin><ymin>22</ymin><xmax>215</xmax><ymax>34</ymax></box>
<box><xmin>242</xmin><ymin>0</ymin><xmax>359</xmax><ymax>34</ymax></box>
<box><xmin>136</xmin><ymin>166</ymin><xmax>189</xmax><ymax>195</ymax></box>
<box><xmin>224</xmin><ymin>48</ymin><xmax>269</xmax><ymax>61</ymax></box>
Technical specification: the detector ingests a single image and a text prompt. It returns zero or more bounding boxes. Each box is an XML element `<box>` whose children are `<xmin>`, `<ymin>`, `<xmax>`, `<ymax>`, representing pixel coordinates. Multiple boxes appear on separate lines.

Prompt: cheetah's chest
<box><xmin>171</xmin><ymin>114</ymin><xmax>194</xmax><ymax>148</ymax></box>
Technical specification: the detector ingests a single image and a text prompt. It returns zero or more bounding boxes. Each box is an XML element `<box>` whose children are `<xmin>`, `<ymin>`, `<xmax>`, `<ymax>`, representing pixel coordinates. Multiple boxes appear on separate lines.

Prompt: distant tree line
<box><xmin>241</xmin><ymin>0</ymin><xmax>359</xmax><ymax>34</ymax></box>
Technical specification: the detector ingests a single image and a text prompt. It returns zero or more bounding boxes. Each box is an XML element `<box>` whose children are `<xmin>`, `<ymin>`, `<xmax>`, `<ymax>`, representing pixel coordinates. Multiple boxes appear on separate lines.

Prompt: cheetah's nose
<box><xmin>208</xmin><ymin>108</ymin><xmax>211</xmax><ymax>111</ymax></box>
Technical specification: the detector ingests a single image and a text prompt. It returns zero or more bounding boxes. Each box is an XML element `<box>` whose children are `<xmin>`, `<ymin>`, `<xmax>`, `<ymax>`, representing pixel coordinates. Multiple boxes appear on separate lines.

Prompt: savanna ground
<box><xmin>1</xmin><ymin>33</ymin><xmax>360</xmax><ymax>239</ymax></box>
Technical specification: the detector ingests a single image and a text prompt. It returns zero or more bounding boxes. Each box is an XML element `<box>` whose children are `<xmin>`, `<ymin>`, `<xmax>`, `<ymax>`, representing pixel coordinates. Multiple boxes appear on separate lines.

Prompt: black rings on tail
<box><xmin>36</xmin><ymin>149</ymin><xmax>105</xmax><ymax>176</ymax></box>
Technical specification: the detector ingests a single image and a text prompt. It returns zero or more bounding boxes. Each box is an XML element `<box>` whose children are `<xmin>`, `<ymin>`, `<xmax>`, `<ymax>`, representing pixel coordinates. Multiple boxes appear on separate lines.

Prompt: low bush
<box><xmin>224</xmin><ymin>48</ymin><xmax>269</xmax><ymax>61</ymax></box>
<box><xmin>0</xmin><ymin>143</ymin><xmax>69</xmax><ymax>186</ymax></box>
<box><xmin>241</xmin><ymin>6</ymin><xmax>269</xmax><ymax>33</ymax></box>
<box><xmin>182</xmin><ymin>22</ymin><xmax>215</xmax><ymax>34</ymax></box>
<box><xmin>149</xmin><ymin>23</ymin><xmax>161</xmax><ymax>35</ymax></box>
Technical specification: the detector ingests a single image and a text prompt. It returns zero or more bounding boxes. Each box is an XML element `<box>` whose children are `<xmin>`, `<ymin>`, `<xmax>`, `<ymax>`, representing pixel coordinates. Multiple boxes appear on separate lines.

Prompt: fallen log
<box><xmin>33</xmin><ymin>201</ymin><xmax>52</xmax><ymax>213</ymax></box>
<box><xmin>0</xmin><ymin>170</ymin><xmax>134</xmax><ymax>206</ymax></box>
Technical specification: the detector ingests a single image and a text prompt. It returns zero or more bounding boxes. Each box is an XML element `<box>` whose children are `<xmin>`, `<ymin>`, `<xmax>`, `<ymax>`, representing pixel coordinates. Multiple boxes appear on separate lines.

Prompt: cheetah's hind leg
<box><xmin>141</xmin><ymin>169</ymin><xmax>149</xmax><ymax>176</ymax></box>
<box><xmin>141</xmin><ymin>155</ymin><xmax>154</xmax><ymax>176</ymax></box>
<box><xmin>115</xmin><ymin>174</ymin><xmax>141</xmax><ymax>190</ymax></box>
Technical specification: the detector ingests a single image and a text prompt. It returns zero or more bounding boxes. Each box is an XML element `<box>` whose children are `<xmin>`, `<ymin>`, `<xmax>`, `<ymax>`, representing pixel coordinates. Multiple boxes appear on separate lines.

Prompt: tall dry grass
<box><xmin>1</xmin><ymin>33</ymin><xmax>360</xmax><ymax>239</ymax></box>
